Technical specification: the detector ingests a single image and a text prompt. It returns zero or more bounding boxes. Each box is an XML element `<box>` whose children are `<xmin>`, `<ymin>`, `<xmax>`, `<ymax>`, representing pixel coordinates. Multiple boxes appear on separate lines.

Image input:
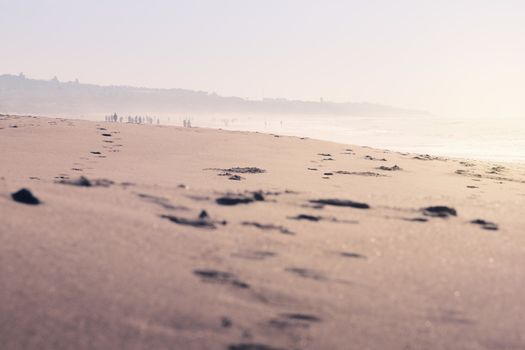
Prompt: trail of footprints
<box><xmin>50</xmin><ymin>124</ymin><xmax>124</xmax><ymax>182</ymax></box>
<box><xmin>310</xmin><ymin>150</ymin><xmax>403</xmax><ymax>180</ymax></box>
<box><xmin>142</xmin><ymin>149</ymin><xmax>500</xmax><ymax>347</ymax></box>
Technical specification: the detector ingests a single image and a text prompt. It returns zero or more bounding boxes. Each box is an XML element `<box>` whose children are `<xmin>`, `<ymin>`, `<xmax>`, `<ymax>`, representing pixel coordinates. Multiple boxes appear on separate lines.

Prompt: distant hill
<box><xmin>0</xmin><ymin>74</ymin><xmax>430</xmax><ymax>117</ymax></box>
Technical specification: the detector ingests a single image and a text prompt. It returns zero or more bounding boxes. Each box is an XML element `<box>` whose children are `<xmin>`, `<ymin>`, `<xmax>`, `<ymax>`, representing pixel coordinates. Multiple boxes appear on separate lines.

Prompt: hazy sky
<box><xmin>1</xmin><ymin>0</ymin><xmax>524</xmax><ymax>117</ymax></box>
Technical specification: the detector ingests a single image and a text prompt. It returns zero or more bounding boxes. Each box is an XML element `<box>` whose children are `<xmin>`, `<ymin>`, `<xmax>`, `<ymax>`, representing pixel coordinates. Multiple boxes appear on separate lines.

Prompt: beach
<box><xmin>1</xmin><ymin>114</ymin><xmax>525</xmax><ymax>350</ymax></box>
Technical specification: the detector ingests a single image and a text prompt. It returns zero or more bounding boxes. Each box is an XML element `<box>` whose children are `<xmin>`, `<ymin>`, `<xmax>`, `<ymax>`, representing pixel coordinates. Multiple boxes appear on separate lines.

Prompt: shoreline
<box><xmin>2</xmin><ymin>112</ymin><xmax>525</xmax><ymax>166</ymax></box>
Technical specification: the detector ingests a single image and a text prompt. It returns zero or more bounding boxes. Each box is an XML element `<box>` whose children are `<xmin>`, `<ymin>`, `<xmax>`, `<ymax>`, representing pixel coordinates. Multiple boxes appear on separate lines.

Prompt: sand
<box><xmin>1</xmin><ymin>114</ymin><xmax>525</xmax><ymax>350</ymax></box>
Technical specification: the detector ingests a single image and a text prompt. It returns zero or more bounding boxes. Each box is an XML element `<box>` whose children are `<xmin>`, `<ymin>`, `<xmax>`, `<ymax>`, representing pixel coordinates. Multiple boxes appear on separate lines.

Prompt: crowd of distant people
<box><xmin>103</xmin><ymin>113</ymin><xmax>194</xmax><ymax>128</ymax></box>
<box><xmin>104</xmin><ymin>113</ymin><xmax>160</xmax><ymax>125</ymax></box>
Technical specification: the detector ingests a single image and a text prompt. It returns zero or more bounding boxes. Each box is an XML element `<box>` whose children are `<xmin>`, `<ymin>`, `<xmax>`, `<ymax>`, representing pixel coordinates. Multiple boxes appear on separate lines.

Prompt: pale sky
<box><xmin>1</xmin><ymin>0</ymin><xmax>524</xmax><ymax>118</ymax></box>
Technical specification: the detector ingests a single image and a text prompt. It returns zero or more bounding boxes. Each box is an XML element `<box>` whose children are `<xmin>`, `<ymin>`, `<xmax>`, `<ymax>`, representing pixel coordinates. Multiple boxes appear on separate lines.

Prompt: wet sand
<box><xmin>1</xmin><ymin>114</ymin><xmax>525</xmax><ymax>350</ymax></box>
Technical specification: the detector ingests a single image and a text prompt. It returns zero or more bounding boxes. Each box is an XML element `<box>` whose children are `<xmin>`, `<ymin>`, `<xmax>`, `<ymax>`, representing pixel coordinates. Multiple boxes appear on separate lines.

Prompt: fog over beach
<box><xmin>2</xmin><ymin>74</ymin><xmax>524</xmax><ymax>163</ymax></box>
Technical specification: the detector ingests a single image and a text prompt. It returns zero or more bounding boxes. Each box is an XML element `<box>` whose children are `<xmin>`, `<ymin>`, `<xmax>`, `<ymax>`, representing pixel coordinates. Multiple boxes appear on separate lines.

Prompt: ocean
<box><xmin>184</xmin><ymin>113</ymin><xmax>525</xmax><ymax>164</ymax></box>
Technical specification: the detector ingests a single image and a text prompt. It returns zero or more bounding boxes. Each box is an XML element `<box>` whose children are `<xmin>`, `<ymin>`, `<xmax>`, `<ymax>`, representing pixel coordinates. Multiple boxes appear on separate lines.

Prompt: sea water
<box><xmin>189</xmin><ymin>114</ymin><xmax>525</xmax><ymax>164</ymax></box>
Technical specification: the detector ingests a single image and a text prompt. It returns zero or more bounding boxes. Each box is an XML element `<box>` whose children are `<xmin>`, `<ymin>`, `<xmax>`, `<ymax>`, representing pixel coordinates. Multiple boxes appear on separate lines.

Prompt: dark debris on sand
<box><xmin>364</xmin><ymin>155</ymin><xmax>387</xmax><ymax>161</ymax></box>
<box><xmin>221</xmin><ymin>317</ymin><xmax>233</xmax><ymax>328</ymax></box>
<box><xmin>460</xmin><ymin>161</ymin><xmax>476</xmax><ymax>167</ymax></box>
<box><xmin>310</xmin><ymin>199</ymin><xmax>370</xmax><ymax>209</ymax></box>
<box><xmin>471</xmin><ymin>219</ymin><xmax>498</xmax><ymax>231</ymax></box>
<box><xmin>413</xmin><ymin>154</ymin><xmax>444</xmax><ymax>161</ymax></box>
<box><xmin>281</xmin><ymin>313</ymin><xmax>322</xmax><ymax>322</ymax></box>
<box><xmin>57</xmin><ymin>176</ymin><xmax>114</xmax><ymax>187</ymax></box>
<box><xmin>11</xmin><ymin>188</ymin><xmax>40</xmax><ymax>205</ymax></box>
<box><xmin>222</xmin><ymin>167</ymin><xmax>266</xmax><ymax>174</ymax></box>
<box><xmin>377</xmin><ymin>165</ymin><xmax>402</xmax><ymax>171</ymax></box>
<box><xmin>216</xmin><ymin>191</ymin><xmax>265</xmax><ymax>205</ymax></box>
<box><xmin>334</xmin><ymin>171</ymin><xmax>386</xmax><ymax>177</ymax></box>
<box><xmin>422</xmin><ymin>206</ymin><xmax>457</xmax><ymax>218</ymax></box>
<box><xmin>289</xmin><ymin>214</ymin><xmax>358</xmax><ymax>224</ymax></box>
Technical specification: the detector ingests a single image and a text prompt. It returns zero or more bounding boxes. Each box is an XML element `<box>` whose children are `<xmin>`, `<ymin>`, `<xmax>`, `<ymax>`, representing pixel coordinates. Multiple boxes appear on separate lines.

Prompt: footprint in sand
<box><xmin>289</xmin><ymin>214</ymin><xmax>358</xmax><ymax>224</ymax></box>
<box><xmin>341</xmin><ymin>148</ymin><xmax>355</xmax><ymax>155</ymax></box>
<box><xmin>284</xmin><ymin>267</ymin><xmax>326</xmax><ymax>281</ymax></box>
<box><xmin>137</xmin><ymin>193</ymin><xmax>188</xmax><ymax>210</ymax></box>
<box><xmin>377</xmin><ymin>165</ymin><xmax>402</xmax><ymax>171</ymax></box>
<box><xmin>334</xmin><ymin>171</ymin><xmax>386</xmax><ymax>177</ymax></box>
<box><xmin>364</xmin><ymin>155</ymin><xmax>387</xmax><ymax>161</ymax></box>
<box><xmin>231</xmin><ymin>251</ymin><xmax>277</xmax><ymax>260</ymax></box>
<box><xmin>289</xmin><ymin>214</ymin><xmax>321</xmax><ymax>222</ymax></box>
<box><xmin>242</xmin><ymin>222</ymin><xmax>294</xmax><ymax>235</ymax></box>
<box><xmin>413</xmin><ymin>154</ymin><xmax>442</xmax><ymax>161</ymax></box>
<box><xmin>269</xmin><ymin>313</ymin><xmax>322</xmax><ymax>330</ymax></box>
<box><xmin>310</xmin><ymin>198</ymin><xmax>370</xmax><ymax>209</ymax></box>
<box><xmin>228</xmin><ymin>174</ymin><xmax>244</xmax><ymax>181</ymax></box>
<box><xmin>459</xmin><ymin>161</ymin><xmax>476</xmax><ymax>167</ymax></box>
<box><xmin>403</xmin><ymin>217</ymin><xmax>429</xmax><ymax>222</ymax></box>
<box><xmin>340</xmin><ymin>252</ymin><xmax>367</xmax><ymax>259</ymax></box>
<box><xmin>193</xmin><ymin>270</ymin><xmax>250</xmax><ymax>289</ymax></box>
<box><xmin>228</xmin><ymin>344</ymin><xmax>286</xmax><ymax>350</ymax></box>
<box><xmin>54</xmin><ymin>173</ymin><xmax>70</xmax><ymax>180</ymax></box>
<box><xmin>428</xmin><ymin>308</ymin><xmax>474</xmax><ymax>325</ymax></box>
<box><xmin>221</xmin><ymin>316</ymin><xmax>233</xmax><ymax>328</ymax></box>
<box><xmin>470</xmin><ymin>219</ymin><xmax>498</xmax><ymax>231</ymax></box>
<box><xmin>161</xmin><ymin>210</ymin><xmax>225</xmax><ymax>229</ymax></box>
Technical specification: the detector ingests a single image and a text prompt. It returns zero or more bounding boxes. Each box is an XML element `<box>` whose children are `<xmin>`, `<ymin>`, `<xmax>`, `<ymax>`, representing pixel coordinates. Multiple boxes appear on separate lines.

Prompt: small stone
<box><xmin>11</xmin><ymin>188</ymin><xmax>40</xmax><ymax>205</ymax></box>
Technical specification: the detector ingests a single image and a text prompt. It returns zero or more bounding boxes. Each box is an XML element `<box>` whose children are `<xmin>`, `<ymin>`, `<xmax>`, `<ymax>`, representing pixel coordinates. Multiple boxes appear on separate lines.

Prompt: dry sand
<box><xmin>1</xmin><ymin>114</ymin><xmax>525</xmax><ymax>350</ymax></box>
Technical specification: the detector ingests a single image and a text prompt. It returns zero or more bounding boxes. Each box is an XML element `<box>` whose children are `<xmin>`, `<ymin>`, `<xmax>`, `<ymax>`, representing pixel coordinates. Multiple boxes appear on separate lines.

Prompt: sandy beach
<box><xmin>1</xmin><ymin>114</ymin><xmax>525</xmax><ymax>350</ymax></box>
